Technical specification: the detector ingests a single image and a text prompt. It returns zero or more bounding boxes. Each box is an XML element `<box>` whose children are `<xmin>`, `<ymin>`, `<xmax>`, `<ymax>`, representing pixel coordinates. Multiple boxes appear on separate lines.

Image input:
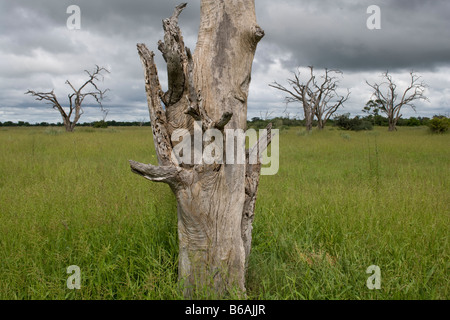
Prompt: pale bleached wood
<box><xmin>130</xmin><ymin>1</ymin><xmax>265</xmax><ymax>298</ymax></box>
<box><xmin>136</xmin><ymin>44</ymin><xmax>174</xmax><ymax>166</ymax></box>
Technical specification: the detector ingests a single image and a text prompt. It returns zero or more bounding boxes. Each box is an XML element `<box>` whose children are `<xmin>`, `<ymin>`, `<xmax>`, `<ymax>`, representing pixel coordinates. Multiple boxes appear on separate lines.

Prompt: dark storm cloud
<box><xmin>0</xmin><ymin>0</ymin><xmax>449</xmax><ymax>123</ymax></box>
<box><xmin>0</xmin><ymin>0</ymin><xmax>201</xmax><ymax>56</ymax></box>
<box><xmin>257</xmin><ymin>0</ymin><xmax>450</xmax><ymax>71</ymax></box>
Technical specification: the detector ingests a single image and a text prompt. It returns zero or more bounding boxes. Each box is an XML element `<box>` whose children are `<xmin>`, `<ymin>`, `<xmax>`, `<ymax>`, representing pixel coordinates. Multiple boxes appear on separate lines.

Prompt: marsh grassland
<box><xmin>0</xmin><ymin>126</ymin><xmax>448</xmax><ymax>299</ymax></box>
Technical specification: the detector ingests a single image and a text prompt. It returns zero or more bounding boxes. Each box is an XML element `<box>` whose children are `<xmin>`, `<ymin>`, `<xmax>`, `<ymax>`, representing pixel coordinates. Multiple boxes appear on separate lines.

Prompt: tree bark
<box><xmin>305</xmin><ymin>110</ymin><xmax>313</xmax><ymax>132</ymax></box>
<box><xmin>62</xmin><ymin>115</ymin><xmax>73</xmax><ymax>132</ymax></box>
<box><xmin>130</xmin><ymin>2</ymin><xmax>265</xmax><ymax>298</ymax></box>
<box><xmin>317</xmin><ymin>117</ymin><xmax>324</xmax><ymax>130</ymax></box>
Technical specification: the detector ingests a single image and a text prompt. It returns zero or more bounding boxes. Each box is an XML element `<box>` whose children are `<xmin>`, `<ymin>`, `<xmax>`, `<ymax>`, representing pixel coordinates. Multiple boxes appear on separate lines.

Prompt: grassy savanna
<box><xmin>0</xmin><ymin>126</ymin><xmax>448</xmax><ymax>299</ymax></box>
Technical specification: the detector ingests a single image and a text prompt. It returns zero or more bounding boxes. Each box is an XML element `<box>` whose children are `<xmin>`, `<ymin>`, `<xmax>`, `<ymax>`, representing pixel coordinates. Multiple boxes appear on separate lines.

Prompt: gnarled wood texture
<box><xmin>129</xmin><ymin>1</ymin><xmax>267</xmax><ymax>297</ymax></box>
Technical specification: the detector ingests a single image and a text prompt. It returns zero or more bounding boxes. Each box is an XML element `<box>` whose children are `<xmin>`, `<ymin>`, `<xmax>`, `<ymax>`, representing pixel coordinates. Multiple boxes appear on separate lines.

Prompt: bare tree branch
<box><xmin>158</xmin><ymin>3</ymin><xmax>189</xmax><ymax>107</ymax></box>
<box><xmin>214</xmin><ymin>112</ymin><xmax>234</xmax><ymax>131</ymax></box>
<box><xmin>129</xmin><ymin>160</ymin><xmax>181</xmax><ymax>184</ymax></box>
<box><xmin>366</xmin><ymin>71</ymin><xmax>428</xmax><ymax>131</ymax></box>
<box><xmin>25</xmin><ymin>66</ymin><xmax>109</xmax><ymax>132</ymax></box>
<box><xmin>270</xmin><ymin>66</ymin><xmax>350</xmax><ymax>130</ymax></box>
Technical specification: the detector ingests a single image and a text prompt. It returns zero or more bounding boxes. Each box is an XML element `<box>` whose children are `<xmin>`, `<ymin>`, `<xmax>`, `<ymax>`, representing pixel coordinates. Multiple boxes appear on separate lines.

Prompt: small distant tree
<box><xmin>93</xmin><ymin>120</ymin><xmax>108</xmax><ymax>129</ymax></box>
<box><xmin>428</xmin><ymin>115</ymin><xmax>449</xmax><ymax>134</ymax></box>
<box><xmin>363</xmin><ymin>99</ymin><xmax>383</xmax><ymax>116</ymax></box>
<box><xmin>270</xmin><ymin>66</ymin><xmax>350</xmax><ymax>131</ymax></box>
<box><xmin>25</xmin><ymin>65</ymin><xmax>110</xmax><ymax>132</ymax></box>
<box><xmin>365</xmin><ymin>71</ymin><xmax>428</xmax><ymax>132</ymax></box>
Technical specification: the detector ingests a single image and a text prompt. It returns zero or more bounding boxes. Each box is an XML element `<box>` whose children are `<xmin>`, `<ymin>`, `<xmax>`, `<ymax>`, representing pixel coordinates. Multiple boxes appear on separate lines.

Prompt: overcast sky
<box><xmin>1</xmin><ymin>0</ymin><xmax>449</xmax><ymax>124</ymax></box>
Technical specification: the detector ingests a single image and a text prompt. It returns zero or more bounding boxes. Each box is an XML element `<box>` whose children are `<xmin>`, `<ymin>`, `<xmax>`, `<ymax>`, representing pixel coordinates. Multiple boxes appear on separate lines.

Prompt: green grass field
<box><xmin>0</xmin><ymin>126</ymin><xmax>448</xmax><ymax>300</ymax></box>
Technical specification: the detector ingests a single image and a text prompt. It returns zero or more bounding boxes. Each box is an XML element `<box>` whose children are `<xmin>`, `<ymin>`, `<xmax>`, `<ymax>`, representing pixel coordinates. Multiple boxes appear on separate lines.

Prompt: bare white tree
<box><xmin>270</xmin><ymin>66</ymin><xmax>350</xmax><ymax>131</ymax></box>
<box><xmin>366</xmin><ymin>71</ymin><xmax>428</xmax><ymax>131</ymax></box>
<box><xmin>25</xmin><ymin>65</ymin><xmax>109</xmax><ymax>132</ymax></box>
<box><xmin>313</xmin><ymin>69</ymin><xmax>350</xmax><ymax>130</ymax></box>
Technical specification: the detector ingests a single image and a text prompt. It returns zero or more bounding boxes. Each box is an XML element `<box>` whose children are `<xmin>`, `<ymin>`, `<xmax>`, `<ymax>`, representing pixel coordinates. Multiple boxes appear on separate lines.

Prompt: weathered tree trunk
<box><xmin>62</xmin><ymin>109</ymin><xmax>80</xmax><ymax>132</ymax></box>
<box><xmin>317</xmin><ymin>116</ymin><xmax>324</xmax><ymax>130</ymax></box>
<box><xmin>130</xmin><ymin>2</ymin><xmax>266</xmax><ymax>298</ymax></box>
<box><xmin>387</xmin><ymin>108</ymin><xmax>397</xmax><ymax>131</ymax></box>
<box><xmin>388</xmin><ymin>121</ymin><xmax>397</xmax><ymax>132</ymax></box>
<box><xmin>305</xmin><ymin>110</ymin><xmax>313</xmax><ymax>132</ymax></box>
<box><xmin>62</xmin><ymin>117</ymin><xmax>73</xmax><ymax>132</ymax></box>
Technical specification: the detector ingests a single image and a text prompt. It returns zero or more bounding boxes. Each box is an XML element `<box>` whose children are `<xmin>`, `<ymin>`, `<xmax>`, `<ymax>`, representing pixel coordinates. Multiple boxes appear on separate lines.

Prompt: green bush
<box><xmin>335</xmin><ymin>114</ymin><xmax>373</xmax><ymax>131</ymax></box>
<box><xmin>407</xmin><ymin>117</ymin><xmax>421</xmax><ymax>127</ymax></box>
<box><xmin>273</xmin><ymin>119</ymin><xmax>284</xmax><ymax>128</ymax></box>
<box><xmin>428</xmin><ymin>116</ymin><xmax>449</xmax><ymax>134</ymax></box>
<box><xmin>93</xmin><ymin>120</ymin><xmax>108</xmax><ymax>129</ymax></box>
<box><xmin>352</xmin><ymin>120</ymin><xmax>373</xmax><ymax>132</ymax></box>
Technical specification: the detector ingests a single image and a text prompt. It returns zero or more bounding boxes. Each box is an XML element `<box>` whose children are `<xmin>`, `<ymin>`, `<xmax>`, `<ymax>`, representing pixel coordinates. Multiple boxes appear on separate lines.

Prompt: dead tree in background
<box><xmin>270</xmin><ymin>67</ymin><xmax>315</xmax><ymax>132</ymax></box>
<box><xmin>129</xmin><ymin>2</ymin><xmax>269</xmax><ymax>297</ymax></box>
<box><xmin>270</xmin><ymin>66</ymin><xmax>350</xmax><ymax>131</ymax></box>
<box><xmin>313</xmin><ymin>69</ymin><xmax>350</xmax><ymax>130</ymax></box>
<box><xmin>25</xmin><ymin>65</ymin><xmax>109</xmax><ymax>132</ymax></box>
<box><xmin>366</xmin><ymin>71</ymin><xmax>428</xmax><ymax>131</ymax></box>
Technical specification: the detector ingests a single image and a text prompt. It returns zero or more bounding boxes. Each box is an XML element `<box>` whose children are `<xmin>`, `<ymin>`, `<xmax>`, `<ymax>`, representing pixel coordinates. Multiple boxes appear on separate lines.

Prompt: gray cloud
<box><xmin>0</xmin><ymin>0</ymin><xmax>449</xmax><ymax>124</ymax></box>
<box><xmin>257</xmin><ymin>0</ymin><xmax>450</xmax><ymax>71</ymax></box>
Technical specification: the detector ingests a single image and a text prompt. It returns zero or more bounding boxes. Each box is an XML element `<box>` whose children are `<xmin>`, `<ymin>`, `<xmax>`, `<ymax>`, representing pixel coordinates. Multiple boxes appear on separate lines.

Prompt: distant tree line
<box><xmin>0</xmin><ymin>120</ymin><xmax>151</xmax><ymax>128</ymax></box>
<box><xmin>2</xmin><ymin>115</ymin><xmax>447</xmax><ymax>134</ymax></box>
<box><xmin>247</xmin><ymin>115</ymin><xmax>440</xmax><ymax>131</ymax></box>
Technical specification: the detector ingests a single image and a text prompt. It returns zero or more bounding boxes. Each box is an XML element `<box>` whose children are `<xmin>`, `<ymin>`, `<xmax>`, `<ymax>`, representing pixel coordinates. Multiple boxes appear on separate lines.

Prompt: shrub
<box><xmin>334</xmin><ymin>114</ymin><xmax>352</xmax><ymax>130</ymax></box>
<box><xmin>428</xmin><ymin>116</ymin><xmax>449</xmax><ymax>134</ymax></box>
<box><xmin>273</xmin><ymin>119</ymin><xmax>284</xmax><ymax>128</ymax></box>
<box><xmin>93</xmin><ymin>120</ymin><xmax>108</xmax><ymax>129</ymax></box>
<box><xmin>407</xmin><ymin>117</ymin><xmax>421</xmax><ymax>127</ymax></box>
<box><xmin>335</xmin><ymin>114</ymin><xmax>373</xmax><ymax>131</ymax></box>
<box><xmin>352</xmin><ymin>120</ymin><xmax>373</xmax><ymax>132</ymax></box>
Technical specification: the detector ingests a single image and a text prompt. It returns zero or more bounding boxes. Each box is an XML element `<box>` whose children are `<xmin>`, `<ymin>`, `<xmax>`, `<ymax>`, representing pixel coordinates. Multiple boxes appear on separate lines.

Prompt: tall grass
<box><xmin>0</xmin><ymin>126</ymin><xmax>448</xmax><ymax>299</ymax></box>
